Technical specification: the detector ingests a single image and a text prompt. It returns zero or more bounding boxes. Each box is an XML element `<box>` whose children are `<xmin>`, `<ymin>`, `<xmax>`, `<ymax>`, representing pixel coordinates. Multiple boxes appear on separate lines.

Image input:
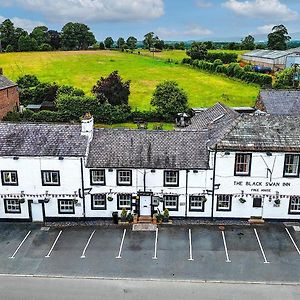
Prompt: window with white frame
<box><xmin>289</xmin><ymin>196</ymin><xmax>300</xmax><ymax>214</ymax></box>
<box><xmin>284</xmin><ymin>154</ymin><xmax>300</xmax><ymax>177</ymax></box>
<box><xmin>42</xmin><ymin>171</ymin><xmax>60</xmax><ymax>186</ymax></box>
<box><xmin>234</xmin><ymin>153</ymin><xmax>252</xmax><ymax>176</ymax></box>
<box><xmin>118</xmin><ymin>194</ymin><xmax>132</xmax><ymax>209</ymax></box>
<box><xmin>58</xmin><ymin>199</ymin><xmax>74</xmax><ymax>214</ymax></box>
<box><xmin>90</xmin><ymin>169</ymin><xmax>105</xmax><ymax>185</ymax></box>
<box><xmin>216</xmin><ymin>194</ymin><xmax>232</xmax><ymax>211</ymax></box>
<box><xmin>189</xmin><ymin>195</ymin><xmax>205</xmax><ymax>211</ymax></box>
<box><xmin>164</xmin><ymin>171</ymin><xmax>179</xmax><ymax>187</ymax></box>
<box><xmin>1</xmin><ymin>171</ymin><xmax>18</xmax><ymax>186</ymax></box>
<box><xmin>4</xmin><ymin>199</ymin><xmax>21</xmax><ymax>214</ymax></box>
<box><xmin>91</xmin><ymin>194</ymin><xmax>106</xmax><ymax>210</ymax></box>
<box><xmin>117</xmin><ymin>170</ymin><xmax>132</xmax><ymax>186</ymax></box>
<box><xmin>164</xmin><ymin>195</ymin><xmax>179</xmax><ymax>211</ymax></box>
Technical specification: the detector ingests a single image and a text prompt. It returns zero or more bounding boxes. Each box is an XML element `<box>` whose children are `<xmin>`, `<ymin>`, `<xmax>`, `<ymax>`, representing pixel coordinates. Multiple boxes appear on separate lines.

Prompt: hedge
<box><xmin>206</xmin><ymin>52</ymin><xmax>238</xmax><ymax>64</ymax></box>
<box><xmin>183</xmin><ymin>59</ymin><xmax>272</xmax><ymax>87</ymax></box>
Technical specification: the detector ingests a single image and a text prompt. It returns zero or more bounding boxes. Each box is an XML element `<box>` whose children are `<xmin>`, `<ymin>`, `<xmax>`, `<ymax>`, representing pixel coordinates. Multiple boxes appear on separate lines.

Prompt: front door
<box><xmin>252</xmin><ymin>197</ymin><xmax>263</xmax><ymax>217</ymax></box>
<box><xmin>31</xmin><ymin>202</ymin><xmax>44</xmax><ymax>222</ymax></box>
<box><xmin>139</xmin><ymin>195</ymin><xmax>152</xmax><ymax>216</ymax></box>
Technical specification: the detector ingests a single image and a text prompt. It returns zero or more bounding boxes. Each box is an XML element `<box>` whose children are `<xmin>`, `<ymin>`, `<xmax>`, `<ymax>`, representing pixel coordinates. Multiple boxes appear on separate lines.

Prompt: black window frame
<box><xmin>163</xmin><ymin>195</ymin><xmax>179</xmax><ymax>211</ymax></box>
<box><xmin>189</xmin><ymin>195</ymin><xmax>205</xmax><ymax>212</ymax></box>
<box><xmin>117</xmin><ymin>194</ymin><xmax>132</xmax><ymax>210</ymax></box>
<box><xmin>288</xmin><ymin>196</ymin><xmax>300</xmax><ymax>215</ymax></box>
<box><xmin>116</xmin><ymin>170</ymin><xmax>132</xmax><ymax>186</ymax></box>
<box><xmin>41</xmin><ymin>170</ymin><xmax>60</xmax><ymax>186</ymax></box>
<box><xmin>283</xmin><ymin>154</ymin><xmax>300</xmax><ymax>178</ymax></box>
<box><xmin>4</xmin><ymin>198</ymin><xmax>21</xmax><ymax>214</ymax></box>
<box><xmin>164</xmin><ymin>170</ymin><xmax>179</xmax><ymax>187</ymax></box>
<box><xmin>1</xmin><ymin>170</ymin><xmax>18</xmax><ymax>186</ymax></box>
<box><xmin>57</xmin><ymin>199</ymin><xmax>75</xmax><ymax>214</ymax></box>
<box><xmin>216</xmin><ymin>194</ymin><xmax>232</xmax><ymax>212</ymax></box>
<box><xmin>253</xmin><ymin>197</ymin><xmax>263</xmax><ymax>208</ymax></box>
<box><xmin>91</xmin><ymin>194</ymin><xmax>107</xmax><ymax>210</ymax></box>
<box><xmin>234</xmin><ymin>153</ymin><xmax>252</xmax><ymax>177</ymax></box>
<box><xmin>90</xmin><ymin>169</ymin><xmax>106</xmax><ymax>186</ymax></box>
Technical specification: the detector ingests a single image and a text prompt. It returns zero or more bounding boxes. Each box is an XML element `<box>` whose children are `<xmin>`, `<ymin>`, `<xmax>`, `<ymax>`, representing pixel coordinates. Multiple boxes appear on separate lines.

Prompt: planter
<box><xmin>162</xmin><ymin>217</ymin><xmax>169</xmax><ymax>223</ymax></box>
<box><xmin>239</xmin><ymin>198</ymin><xmax>246</xmax><ymax>204</ymax></box>
<box><xmin>121</xmin><ymin>217</ymin><xmax>127</xmax><ymax>222</ymax></box>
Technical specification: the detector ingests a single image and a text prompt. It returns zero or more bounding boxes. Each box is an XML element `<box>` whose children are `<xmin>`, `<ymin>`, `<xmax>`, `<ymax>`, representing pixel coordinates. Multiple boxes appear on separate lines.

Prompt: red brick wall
<box><xmin>0</xmin><ymin>86</ymin><xmax>19</xmax><ymax>119</ymax></box>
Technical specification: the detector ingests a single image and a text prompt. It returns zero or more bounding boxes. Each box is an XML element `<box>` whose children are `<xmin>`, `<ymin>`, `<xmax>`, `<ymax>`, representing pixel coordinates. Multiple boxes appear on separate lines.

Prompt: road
<box><xmin>0</xmin><ymin>276</ymin><xmax>299</xmax><ymax>300</ymax></box>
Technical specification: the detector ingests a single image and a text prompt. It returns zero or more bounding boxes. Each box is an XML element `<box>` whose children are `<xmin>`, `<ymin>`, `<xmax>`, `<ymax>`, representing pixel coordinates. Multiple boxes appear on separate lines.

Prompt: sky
<box><xmin>0</xmin><ymin>0</ymin><xmax>300</xmax><ymax>41</ymax></box>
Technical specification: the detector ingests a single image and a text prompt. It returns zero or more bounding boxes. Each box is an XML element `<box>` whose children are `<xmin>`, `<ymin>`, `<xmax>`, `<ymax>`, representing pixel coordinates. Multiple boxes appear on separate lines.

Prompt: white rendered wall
<box><xmin>213</xmin><ymin>151</ymin><xmax>300</xmax><ymax>220</ymax></box>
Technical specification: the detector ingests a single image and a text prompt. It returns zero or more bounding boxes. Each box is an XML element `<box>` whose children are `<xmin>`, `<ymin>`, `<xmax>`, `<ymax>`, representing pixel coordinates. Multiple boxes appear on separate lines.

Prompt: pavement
<box><xmin>0</xmin><ymin>276</ymin><xmax>299</xmax><ymax>300</ymax></box>
<box><xmin>0</xmin><ymin>222</ymin><xmax>299</xmax><ymax>283</ymax></box>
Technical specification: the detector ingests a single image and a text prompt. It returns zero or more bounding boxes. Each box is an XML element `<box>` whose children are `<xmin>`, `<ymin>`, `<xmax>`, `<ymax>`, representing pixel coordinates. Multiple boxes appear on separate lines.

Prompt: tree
<box><xmin>186</xmin><ymin>42</ymin><xmax>207</xmax><ymax>60</ymax></box>
<box><xmin>273</xmin><ymin>67</ymin><xmax>295</xmax><ymax>88</ymax></box>
<box><xmin>92</xmin><ymin>71</ymin><xmax>130</xmax><ymax>106</ymax></box>
<box><xmin>143</xmin><ymin>32</ymin><xmax>157</xmax><ymax>50</ymax></box>
<box><xmin>17</xmin><ymin>75</ymin><xmax>40</xmax><ymax>89</ymax></box>
<box><xmin>30</xmin><ymin>26</ymin><xmax>49</xmax><ymax>47</ymax></box>
<box><xmin>99</xmin><ymin>42</ymin><xmax>105</xmax><ymax>50</ymax></box>
<box><xmin>203</xmin><ymin>41</ymin><xmax>215</xmax><ymax>50</ymax></box>
<box><xmin>18</xmin><ymin>35</ymin><xmax>38</xmax><ymax>52</ymax></box>
<box><xmin>154</xmin><ymin>39</ymin><xmax>164</xmax><ymax>50</ymax></box>
<box><xmin>104</xmin><ymin>37</ymin><xmax>114</xmax><ymax>49</ymax></box>
<box><xmin>0</xmin><ymin>19</ymin><xmax>16</xmax><ymax>51</ymax></box>
<box><xmin>267</xmin><ymin>25</ymin><xmax>291</xmax><ymax>50</ymax></box>
<box><xmin>150</xmin><ymin>81</ymin><xmax>188</xmax><ymax>119</ymax></box>
<box><xmin>48</xmin><ymin>30</ymin><xmax>61</xmax><ymax>50</ymax></box>
<box><xmin>126</xmin><ymin>36</ymin><xmax>137</xmax><ymax>50</ymax></box>
<box><xmin>241</xmin><ymin>35</ymin><xmax>255</xmax><ymax>50</ymax></box>
<box><xmin>116</xmin><ymin>37</ymin><xmax>126</xmax><ymax>49</ymax></box>
<box><xmin>61</xmin><ymin>22</ymin><xmax>96</xmax><ymax>50</ymax></box>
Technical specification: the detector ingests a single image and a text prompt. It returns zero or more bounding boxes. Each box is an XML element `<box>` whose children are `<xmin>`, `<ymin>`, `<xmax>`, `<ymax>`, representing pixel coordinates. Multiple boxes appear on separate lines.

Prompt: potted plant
<box><xmin>239</xmin><ymin>198</ymin><xmax>246</xmax><ymax>204</ymax></box>
<box><xmin>127</xmin><ymin>212</ymin><xmax>133</xmax><ymax>223</ymax></box>
<box><xmin>274</xmin><ymin>199</ymin><xmax>281</xmax><ymax>205</ymax></box>
<box><xmin>155</xmin><ymin>213</ymin><xmax>163</xmax><ymax>224</ymax></box>
<box><xmin>107</xmin><ymin>195</ymin><xmax>113</xmax><ymax>202</ymax></box>
<box><xmin>163</xmin><ymin>208</ymin><xmax>169</xmax><ymax>223</ymax></box>
<box><xmin>120</xmin><ymin>208</ymin><xmax>127</xmax><ymax>222</ymax></box>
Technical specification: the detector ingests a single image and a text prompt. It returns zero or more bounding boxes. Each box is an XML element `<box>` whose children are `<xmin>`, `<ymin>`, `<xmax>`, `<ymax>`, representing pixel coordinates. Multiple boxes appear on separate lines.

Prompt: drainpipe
<box><xmin>80</xmin><ymin>157</ymin><xmax>86</xmax><ymax>219</ymax></box>
<box><xmin>185</xmin><ymin>170</ymin><xmax>189</xmax><ymax>217</ymax></box>
<box><xmin>143</xmin><ymin>170</ymin><xmax>146</xmax><ymax>192</ymax></box>
<box><xmin>211</xmin><ymin>146</ymin><xmax>218</xmax><ymax>221</ymax></box>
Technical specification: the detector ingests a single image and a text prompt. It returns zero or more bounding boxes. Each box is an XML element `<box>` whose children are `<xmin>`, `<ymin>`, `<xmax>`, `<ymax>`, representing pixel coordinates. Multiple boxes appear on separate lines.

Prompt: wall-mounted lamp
<box><xmin>13</xmin><ymin>156</ymin><xmax>19</xmax><ymax>160</ymax></box>
<box><xmin>108</xmin><ymin>169</ymin><xmax>113</xmax><ymax>172</ymax></box>
<box><xmin>224</xmin><ymin>151</ymin><xmax>230</xmax><ymax>155</ymax></box>
<box><xmin>266</xmin><ymin>152</ymin><xmax>272</xmax><ymax>156</ymax></box>
<box><xmin>193</xmin><ymin>170</ymin><xmax>198</xmax><ymax>173</ymax></box>
<box><xmin>58</xmin><ymin>156</ymin><xmax>64</xmax><ymax>160</ymax></box>
<box><xmin>151</xmin><ymin>169</ymin><xmax>156</xmax><ymax>173</ymax></box>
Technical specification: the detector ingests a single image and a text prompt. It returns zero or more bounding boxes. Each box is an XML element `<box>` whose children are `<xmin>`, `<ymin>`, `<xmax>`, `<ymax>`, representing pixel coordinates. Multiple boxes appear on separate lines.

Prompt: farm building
<box><xmin>256</xmin><ymin>90</ymin><xmax>300</xmax><ymax>115</ymax></box>
<box><xmin>0</xmin><ymin>70</ymin><xmax>19</xmax><ymax>119</ymax></box>
<box><xmin>242</xmin><ymin>48</ymin><xmax>300</xmax><ymax>71</ymax></box>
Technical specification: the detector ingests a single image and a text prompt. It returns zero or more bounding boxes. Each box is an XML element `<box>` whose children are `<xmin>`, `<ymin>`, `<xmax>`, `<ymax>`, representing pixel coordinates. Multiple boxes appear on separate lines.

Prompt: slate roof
<box><xmin>216</xmin><ymin>114</ymin><xmax>300</xmax><ymax>152</ymax></box>
<box><xmin>0</xmin><ymin>123</ymin><xmax>88</xmax><ymax>157</ymax></box>
<box><xmin>258</xmin><ymin>90</ymin><xmax>300</xmax><ymax>115</ymax></box>
<box><xmin>87</xmin><ymin>129</ymin><xmax>209</xmax><ymax>169</ymax></box>
<box><xmin>0</xmin><ymin>75</ymin><xmax>17</xmax><ymax>91</ymax></box>
<box><xmin>187</xmin><ymin>102</ymin><xmax>240</xmax><ymax>146</ymax></box>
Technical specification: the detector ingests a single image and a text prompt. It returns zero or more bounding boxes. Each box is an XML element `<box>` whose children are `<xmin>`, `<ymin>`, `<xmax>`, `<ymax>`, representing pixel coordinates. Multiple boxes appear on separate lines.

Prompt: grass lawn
<box><xmin>95</xmin><ymin>122</ymin><xmax>174</xmax><ymax>130</ymax></box>
<box><xmin>0</xmin><ymin>50</ymin><xmax>259</xmax><ymax>110</ymax></box>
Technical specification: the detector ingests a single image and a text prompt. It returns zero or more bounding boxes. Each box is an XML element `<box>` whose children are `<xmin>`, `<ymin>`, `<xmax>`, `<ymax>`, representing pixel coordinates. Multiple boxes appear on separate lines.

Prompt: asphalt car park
<box><xmin>0</xmin><ymin>223</ymin><xmax>299</xmax><ymax>282</ymax></box>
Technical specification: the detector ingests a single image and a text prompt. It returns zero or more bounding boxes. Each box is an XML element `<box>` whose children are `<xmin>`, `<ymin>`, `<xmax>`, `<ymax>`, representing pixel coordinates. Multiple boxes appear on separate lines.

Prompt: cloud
<box><xmin>2</xmin><ymin>0</ymin><xmax>164</xmax><ymax>23</ymax></box>
<box><xmin>157</xmin><ymin>25</ymin><xmax>213</xmax><ymax>39</ymax></box>
<box><xmin>0</xmin><ymin>16</ymin><xmax>45</xmax><ymax>32</ymax></box>
<box><xmin>223</xmin><ymin>0</ymin><xmax>298</xmax><ymax>21</ymax></box>
<box><xmin>256</xmin><ymin>24</ymin><xmax>276</xmax><ymax>34</ymax></box>
<box><xmin>196</xmin><ymin>0</ymin><xmax>212</xmax><ymax>8</ymax></box>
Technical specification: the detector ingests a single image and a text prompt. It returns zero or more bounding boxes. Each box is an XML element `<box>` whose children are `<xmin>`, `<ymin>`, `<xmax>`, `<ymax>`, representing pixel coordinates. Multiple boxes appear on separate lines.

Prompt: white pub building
<box><xmin>0</xmin><ymin>104</ymin><xmax>299</xmax><ymax>222</ymax></box>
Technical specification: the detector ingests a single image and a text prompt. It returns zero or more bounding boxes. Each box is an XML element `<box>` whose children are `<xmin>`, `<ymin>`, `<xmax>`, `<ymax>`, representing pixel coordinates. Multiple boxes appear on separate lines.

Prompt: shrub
<box><xmin>182</xmin><ymin>58</ymin><xmax>192</xmax><ymax>65</ymax></box>
<box><xmin>215</xmin><ymin>64</ymin><xmax>227</xmax><ymax>74</ymax></box>
<box><xmin>206</xmin><ymin>52</ymin><xmax>238</xmax><ymax>64</ymax></box>
<box><xmin>5</xmin><ymin>45</ymin><xmax>14</xmax><ymax>52</ymax></box>
<box><xmin>39</xmin><ymin>43</ymin><xmax>52</xmax><ymax>51</ymax></box>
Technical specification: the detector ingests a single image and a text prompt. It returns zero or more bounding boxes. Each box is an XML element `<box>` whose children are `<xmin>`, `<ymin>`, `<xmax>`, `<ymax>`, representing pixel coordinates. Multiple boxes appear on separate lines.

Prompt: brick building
<box><xmin>0</xmin><ymin>70</ymin><xmax>19</xmax><ymax>119</ymax></box>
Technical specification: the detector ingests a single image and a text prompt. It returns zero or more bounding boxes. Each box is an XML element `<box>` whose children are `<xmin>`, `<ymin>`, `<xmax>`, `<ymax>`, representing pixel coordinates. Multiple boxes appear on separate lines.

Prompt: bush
<box><xmin>182</xmin><ymin>58</ymin><xmax>192</xmax><ymax>65</ymax></box>
<box><xmin>5</xmin><ymin>45</ymin><xmax>14</xmax><ymax>52</ymax></box>
<box><xmin>57</xmin><ymin>85</ymin><xmax>85</xmax><ymax>97</ymax></box>
<box><xmin>215</xmin><ymin>64</ymin><xmax>227</xmax><ymax>74</ymax></box>
<box><xmin>39</xmin><ymin>43</ymin><xmax>52</xmax><ymax>51</ymax></box>
<box><xmin>206</xmin><ymin>52</ymin><xmax>238</xmax><ymax>64</ymax></box>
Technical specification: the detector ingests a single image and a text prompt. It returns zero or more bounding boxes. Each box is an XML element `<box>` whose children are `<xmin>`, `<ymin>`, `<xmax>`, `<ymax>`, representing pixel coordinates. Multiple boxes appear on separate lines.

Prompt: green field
<box><xmin>0</xmin><ymin>50</ymin><xmax>259</xmax><ymax>110</ymax></box>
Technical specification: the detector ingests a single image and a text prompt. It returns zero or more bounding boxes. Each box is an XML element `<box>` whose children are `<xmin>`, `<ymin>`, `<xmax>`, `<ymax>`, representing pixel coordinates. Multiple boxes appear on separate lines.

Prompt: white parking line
<box><xmin>116</xmin><ymin>229</ymin><xmax>126</xmax><ymax>259</ymax></box>
<box><xmin>285</xmin><ymin>227</ymin><xmax>300</xmax><ymax>255</ymax></box>
<box><xmin>81</xmin><ymin>230</ymin><xmax>96</xmax><ymax>259</ymax></box>
<box><xmin>9</xmin><ymin>231</ymin><xmax>31</xmax><ymax>259</ymax></box>
<box><xmin>153</xmin><ymin>228</ymin><xmax>158</xmax><ymax>260</ymax></box>
<box><xmin>45</xmin><ymin>230</ymin><xmax>62</xmax><ymax>258</ymax></box>
<box><xmin>221</xmin><ymin>231</ymin><xmax>231</xmax><ymax>263</ymax></box>
<box><xmin>188</xmin><ymin>229</ymin><xmax>194</xmax><ymax>261</ymax></box>
<box><xmin>253</xmin><ymin>228</ymin><xmax>270</xmax><ymax>264</ymax></box>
